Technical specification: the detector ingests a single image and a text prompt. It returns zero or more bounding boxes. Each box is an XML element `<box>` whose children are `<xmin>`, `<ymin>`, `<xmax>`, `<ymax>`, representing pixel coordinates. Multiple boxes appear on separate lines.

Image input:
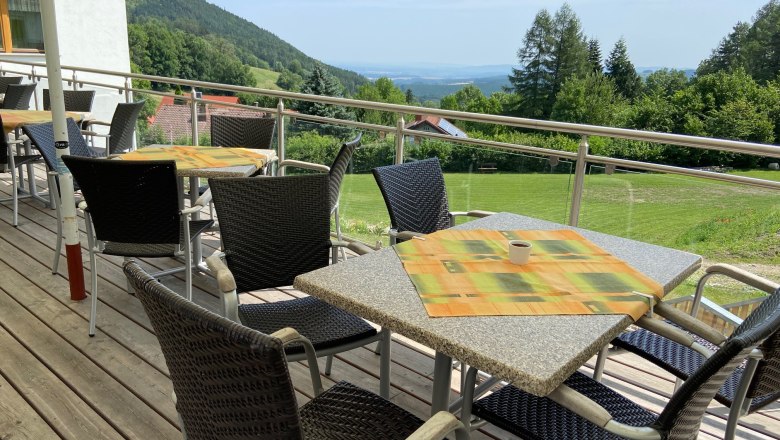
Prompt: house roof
<box><xmin>405</xmin><ymin>115</ymin><xmax>468</xmax><ymax>138</ymax></box>
<box><xmin>158</xmin><ymin>95</ymin><xmax>240</xmax><ymax>107</ymax></box>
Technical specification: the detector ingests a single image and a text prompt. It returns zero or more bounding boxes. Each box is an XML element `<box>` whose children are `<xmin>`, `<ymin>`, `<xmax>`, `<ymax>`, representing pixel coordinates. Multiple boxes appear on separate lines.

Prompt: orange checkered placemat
<box><xmin>1</xmin><ymin>111</ymin><xmax>86</xmax><ymax>132</ymax></box>
<box><xmin>121</xmin><ymin>146</ymin><xmax>270</xmax><ymax>170</ymax></box>
<box><xmin>394</xmin><ymin>229</ymin><xmax>662</xmax><ymax>320</ymax></box>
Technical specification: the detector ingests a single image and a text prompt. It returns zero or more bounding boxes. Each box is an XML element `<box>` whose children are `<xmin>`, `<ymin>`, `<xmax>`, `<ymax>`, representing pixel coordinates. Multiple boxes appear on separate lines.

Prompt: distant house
<box><xmin>405</xmin><ymin>115</ymin><xmax>467</xmax><ymax>143</ymax></box>
<box><xmin>148</xmin><ymin>95</ymin><xmax>268</xmax><ymax>142</ymax></box>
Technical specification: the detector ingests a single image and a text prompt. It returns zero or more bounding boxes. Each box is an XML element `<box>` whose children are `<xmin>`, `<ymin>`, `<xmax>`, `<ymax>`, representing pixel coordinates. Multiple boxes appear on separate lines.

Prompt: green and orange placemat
<box><xmin>394</xmin><ymin>229</ymin><xmax>662</xmax><ymax>320</ymax></box>
<box><xmin>121</xmin><ymin>145</ymin><xmax>270</xmax><ymax>170</ymax></box>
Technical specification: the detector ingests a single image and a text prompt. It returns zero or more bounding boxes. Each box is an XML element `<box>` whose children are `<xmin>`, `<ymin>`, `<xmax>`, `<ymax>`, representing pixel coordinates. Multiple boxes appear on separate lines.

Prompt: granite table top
<box><xmin>294</xmin><ymin>212</ymin><xmax>702</xmax><ymax>397</ymax></box>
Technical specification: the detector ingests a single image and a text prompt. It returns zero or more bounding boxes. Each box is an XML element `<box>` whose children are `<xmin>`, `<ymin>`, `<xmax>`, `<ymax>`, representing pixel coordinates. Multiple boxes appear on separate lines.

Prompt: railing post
<box><xmin>395</xmin><ymin>114</ymin><xmax>405</xmax><ymax>164</ymax></box>
<box><xmin>190</xmin><ymin>87</ymin><xmax>199</xmax><ymax>146</ymax></box>
<box><xmin>124</xmin><ymin>77</ymin><xmax>133</xmax><ymax>103</ymax></box>
<box><xmin>276</xmin><ymin>98</ymin><xmax>285</xmax><ymax>175</ymax></box>
<box><xmin>568</xmin><ymin>135</ymin><xmax>589</xmax><ymax>226</ymax></box>
<box><xmin>71</xmin><ymin>71</ymin><xmax>78</xmax><ymax>91</ymax></box>
<box><xmin>30</xmin><ymin>65</ymin><xmax>39</xmax><ymax>110</ymax></box>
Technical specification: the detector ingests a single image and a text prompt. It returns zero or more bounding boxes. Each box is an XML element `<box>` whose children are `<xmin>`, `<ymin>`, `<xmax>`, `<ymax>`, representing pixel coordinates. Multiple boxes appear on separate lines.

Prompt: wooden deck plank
<box><xmin>0</xmin><ymin>373</ymin><xmax>60</xmax><ymax>440</ymax></box>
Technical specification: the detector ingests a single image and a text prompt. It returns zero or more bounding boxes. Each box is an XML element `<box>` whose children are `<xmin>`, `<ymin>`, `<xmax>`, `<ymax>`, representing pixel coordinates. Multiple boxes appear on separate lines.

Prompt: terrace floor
<box><xmin>0</xmin><ymin>164</ymin><xmax>778</xmax><ymax>439</ymax></box>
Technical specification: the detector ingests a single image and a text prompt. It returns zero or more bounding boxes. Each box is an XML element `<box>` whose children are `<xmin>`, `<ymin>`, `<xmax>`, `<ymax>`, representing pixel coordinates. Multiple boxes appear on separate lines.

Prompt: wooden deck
<box><xmin>0</xmin><ymin>165</ymin><xmax>778</xmax><ymax>439</ymax></box>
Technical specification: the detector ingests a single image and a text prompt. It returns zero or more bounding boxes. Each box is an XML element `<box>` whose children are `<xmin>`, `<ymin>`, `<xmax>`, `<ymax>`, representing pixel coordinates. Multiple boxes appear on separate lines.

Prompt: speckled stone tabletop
<box><xmin>294</xmin><ymin>212</ymin><xmax>702</xmax><ymax>396</ymax></box>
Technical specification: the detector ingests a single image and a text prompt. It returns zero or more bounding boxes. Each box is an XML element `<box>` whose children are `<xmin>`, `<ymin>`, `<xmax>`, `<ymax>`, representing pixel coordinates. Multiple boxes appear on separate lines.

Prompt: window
<box><xmin>0</xmin><ymin>0</ymin><xmax>43</xmax><ymax>53</ymax></box>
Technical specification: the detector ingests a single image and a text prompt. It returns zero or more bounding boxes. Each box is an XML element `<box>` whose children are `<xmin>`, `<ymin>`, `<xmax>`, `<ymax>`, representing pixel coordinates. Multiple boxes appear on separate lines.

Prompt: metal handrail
<box><xmin>2</xmin><ymin>58</ymin><xmax>779</xmax><ymax>227</ymax></box>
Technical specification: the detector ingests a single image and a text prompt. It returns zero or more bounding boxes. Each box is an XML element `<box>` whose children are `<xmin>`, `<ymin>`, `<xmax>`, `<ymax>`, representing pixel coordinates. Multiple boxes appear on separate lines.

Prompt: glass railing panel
<box><xmin>578</xmin><ymin>165</ymin><xmax>780</xmax><ymax>303</ymax></box>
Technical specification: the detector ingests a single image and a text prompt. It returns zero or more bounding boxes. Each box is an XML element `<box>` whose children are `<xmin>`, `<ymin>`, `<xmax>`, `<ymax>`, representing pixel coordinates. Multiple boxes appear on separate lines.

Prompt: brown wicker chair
<box><xmin>206</xmin><ymin>174</ymin><xmax>392</xmax><ymax>398</ymax></box>
<box><xmin>123</xmin><ymin>260</ymin><xmax>469</xmax><ymax>440</ymax></box>
<box><xmin>82</xmin><ymin>101</ymin><xmax>145</xmax><ymax>156</ymax></box>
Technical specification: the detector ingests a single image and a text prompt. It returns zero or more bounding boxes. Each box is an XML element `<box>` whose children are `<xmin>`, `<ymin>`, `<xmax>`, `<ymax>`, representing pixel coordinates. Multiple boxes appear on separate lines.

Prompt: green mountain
<box><xmin>126</xmin><ymin>0</ymin><xmax>367</xmax><ymax>93</ymax></box>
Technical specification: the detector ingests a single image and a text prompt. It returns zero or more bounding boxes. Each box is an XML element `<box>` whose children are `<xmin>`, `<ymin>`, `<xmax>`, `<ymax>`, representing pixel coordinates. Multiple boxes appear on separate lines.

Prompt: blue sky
<box><xmin>207</xmin><ymin>0</ymin><xmax>767</xmax><ymax>69</ymax></box>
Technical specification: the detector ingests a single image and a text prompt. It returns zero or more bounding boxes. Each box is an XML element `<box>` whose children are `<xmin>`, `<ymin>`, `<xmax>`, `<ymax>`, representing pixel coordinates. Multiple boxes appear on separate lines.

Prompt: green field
<box><xmin>249</xmin><ymin>67</ymin><xmax>281</xmax><ymax>90</ymax></box>
<box><xmin>336</xmin><ymin>171</ymin><xmax>780</xmax><ymax>303</ymax></box>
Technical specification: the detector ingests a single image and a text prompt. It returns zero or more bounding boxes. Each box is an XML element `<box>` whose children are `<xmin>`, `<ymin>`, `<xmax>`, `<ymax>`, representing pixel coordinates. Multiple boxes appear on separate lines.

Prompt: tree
<box><xmin>509</xmin><ymin>9</ymin><xmax>554</xmax><ymax>118</ymax></box>
<box><xmin>276</xmin><ymin>70</ymin><xmax>304</xmax><ymax>91</ymax></box>
<box><xmin>296</xmin><ymin>65</ymin><xmax>355</xmax><ymax>133</ymax></box>
<box><xmin>405</xmin><ymin>88</ymin><xmax>416</xmax><ymax>105</ymax></box>
<box><xmin>509</xmin><ymin>4</ymin><xmax>589</xmax><ymax>119</ymax></box>
<box><xmin>550</xmin><ymin>73</ymin><xmax>624</xmax><ymax>126</ymax></box>
<box><xmin>587</xmin><ymin>38</ymin><xmax>603</xmax><ymax>73</ymax></box>
<box><xmin>697</xmin><ymin>22</ymin><xmax>751</xmax><ymax>76</ymax></box>
<box><xmin>354</xmin><ymin>77</ymin><xmax>406</xmax><ymax>125</ymax></box>
<box><xmin>644</xmin><ymin>69</ymin><xmax>689</xmax><ymax>97</ymax></box>
<box><xmin>605</xmin><ymin>37</ymin><xmax>642</xmax><ymax>101</ymax></box>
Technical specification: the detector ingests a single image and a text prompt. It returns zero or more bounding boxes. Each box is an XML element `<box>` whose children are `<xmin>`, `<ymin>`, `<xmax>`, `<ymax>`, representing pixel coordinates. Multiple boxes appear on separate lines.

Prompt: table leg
<box><xmin>431</xmin><ymin>351</ymin><xmax>453</xmax><ymax>416</ymax></box>
<box><xmin>189</xmin><ymin>176</ymin><xmax>204</xmax><ymax>268</ymax></box>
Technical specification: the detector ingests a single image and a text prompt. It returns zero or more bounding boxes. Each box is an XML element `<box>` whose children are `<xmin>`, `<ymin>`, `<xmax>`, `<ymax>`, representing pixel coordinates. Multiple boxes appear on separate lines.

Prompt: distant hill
<box><xmin>126</xmin><ymin>0</ymin><xmax>367</xmax><ymax>93</ymax></box>
<box><xmin>399</xmin><ymin>76</ymin><xmax>511</xmax><ymax>103</ymax></box>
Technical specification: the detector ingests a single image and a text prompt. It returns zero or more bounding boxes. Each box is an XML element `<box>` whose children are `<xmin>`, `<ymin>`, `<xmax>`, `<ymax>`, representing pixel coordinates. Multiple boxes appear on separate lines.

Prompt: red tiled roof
<box><xmin>158</xmin><ymin>95</ymin><xmax>240</xmax><ymax>107</ymax></box>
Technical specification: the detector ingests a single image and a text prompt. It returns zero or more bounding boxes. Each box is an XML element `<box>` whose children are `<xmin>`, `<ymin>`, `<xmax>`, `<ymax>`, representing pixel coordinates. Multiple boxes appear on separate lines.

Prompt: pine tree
<box><xmin>605</xmin><ymin>38</ymin><xmax>642</xmax><ymax>101</ymax></box>
<box><xmin>548</xmin><ymin>3</ymin><xmax>590</xmax><ymax>105</ymax></box>
<box><xmin>509</xmin><ymin>9</ymin><xmax>554</xmax><ymax>118</ymax></box>
<box><xmin>697</xmin><ymin>22</ymin><xmax>750</xmax><ymax>76</ymax></box>
<box><xmin>587</xmin><ymin>38</ymin><xmax>603</xmax><ymax>73</ymax></box>
<box><xmin>296</xmin><ymin>65</ymin><xmax>354</xmax><ymax>134</ymax></box>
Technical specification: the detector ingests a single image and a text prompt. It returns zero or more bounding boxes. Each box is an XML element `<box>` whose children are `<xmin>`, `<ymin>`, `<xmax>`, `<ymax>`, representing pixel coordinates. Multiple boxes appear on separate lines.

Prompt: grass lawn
<box><xmin>249</xmin><ymin>67</ymin><xmax>281</xmax><ymax>90</ymax></box>
<box><xmin>337</xmin><ymin>171</ymin><xmax>780</xmax><ymax>303</ymax></box>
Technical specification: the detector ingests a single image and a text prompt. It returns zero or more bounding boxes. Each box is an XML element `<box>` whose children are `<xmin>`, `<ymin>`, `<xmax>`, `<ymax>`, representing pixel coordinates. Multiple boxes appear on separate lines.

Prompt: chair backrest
<box><xmin>2</xmin><ymin>83</ymin><xmax>36</xmax><ymax>109</ymax></box>
<box><xmin>61</xmin><ymin>156</ymin><xmax>181</xmax><ymax>245</ymax></box>
<box><xmin>327</xmin><ymin>133</ymin><xmax>361</xmax><ymax>210</ymax></box>
<box><xmin>208</xmin><ymin>174</ymin><xmax>331</xmax><ymax>292</ymax></box>
<box><xmin>0</xmin><ymin>76</ymin><xmax>23</xmax><ymax>94</ymax></box>
<box><xmin>108</xmin><ymin>101</ymin><xmax>145</xmax><ymax>155</ymax></box>
<box><xmin>22</xmin><ymin>119</ymin><xmax>96</xmax><ymax>191</ymax></box>
<box><xmin>210</xmin><ymin>114</ymin><xmax>276</xmax><ymax>149</ymax></box>
<box><xmin>746</xmin><ymin>289</ymin><xmax>780</xmax><ymax>405</ymax></box>
<box><xmin>656</xmin><ymin>292</ymin><xmax>780</xmax><ymax>439</ymax></box>
<box><xmin>372</xmin><ymin>157</ymin><xmax>451</xmax><ymax>235</ymax></box>
<box><xmin>43</xmin><ymin>89</ymin><xmax>95</xmax><ymax>112</ymax></box>
<box><xmin>123</xmin><ymin>261</ymin><xmax>302</xmax><ymax>439</ymax></box>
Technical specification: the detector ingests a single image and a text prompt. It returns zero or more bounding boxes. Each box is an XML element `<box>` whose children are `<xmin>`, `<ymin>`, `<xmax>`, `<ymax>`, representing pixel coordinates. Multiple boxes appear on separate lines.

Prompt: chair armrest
<box><xmin>278</xmin><ymin>159</ymin><xmax>330</xmax><ymax>173</ymax></box>
<box><xmin>81</xmin><ymin>130</ymin><xmax>110</xmax><ymax>139</ymax></box>
<box><xmin>634</xmin><ymin>316</ymin><xmax>714</xmax><ymax>358</ymax></box>
<box><xmin>547</xmin><ymin>384</ymin><xmax>662</xmax><ymax>439</ymax></box>
<box><xmin>181</xmin><ymin>189</ymin><xmax>211</xmax><ymax>215</ymax></box>
<box><xmin>653</xmin><ymin>302</ymin><xmax>727</xmax><ymax>346</ymax></box>
<box><xmin>450</xmin><ymin>210</ymin><xmax>495</xmax><ymax>218</ymax></box>
<box><xmin>703</xmin><ymin>263</ymin><xmax>778</xmax><ymax>294</ymax></box>
<box><xmin>82</xmin><ymin>119</ymin><xmax>111</xmax><ymax>129</ymax></box>
<box><xmin>270</xmin><ymin>327</ymin><xmax>324</xmax><ymax>396</ymax></box>
<box><xmin>347</xmin><ymin>241</ymin><xmax>374</xmax><ymax>256</ymax></box>
<box><xmin>205</xmin><ymin>254</ymin><xmax>236</xmax><ymax>293</ymax></box>
<box><xmin>406</xmin><ymin>411</ymin><xmax>469</xmax><ymax>440</ymax></box>
<box><xmin>395</xmin><ymin>230</ymin><xmax>426</xmax><ymax>241</ymax></box>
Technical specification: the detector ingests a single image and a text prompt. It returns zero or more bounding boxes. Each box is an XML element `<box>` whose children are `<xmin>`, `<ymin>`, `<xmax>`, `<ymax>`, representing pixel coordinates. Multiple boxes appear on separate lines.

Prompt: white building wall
<box><xmin>0</xmin><ymin>0</ymin><xmax>131</xmax><ymax>124</ymax></box>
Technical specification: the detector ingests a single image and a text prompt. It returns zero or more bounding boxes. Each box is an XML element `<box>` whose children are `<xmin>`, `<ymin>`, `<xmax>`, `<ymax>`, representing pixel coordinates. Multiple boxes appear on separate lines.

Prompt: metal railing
<box><xmin>3</xmin><ymin>58</ymin><xmax>780</xmax><ymax>228</ymax></box>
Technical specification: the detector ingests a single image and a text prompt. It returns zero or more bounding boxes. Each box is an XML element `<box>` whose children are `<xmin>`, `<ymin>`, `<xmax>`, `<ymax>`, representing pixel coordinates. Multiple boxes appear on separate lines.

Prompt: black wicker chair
<box><xmin>592</xmin><ymin>264</ymin><xmax>780</xmax><ymax>440</ymax></box>
<box><xmin>61</xmin><ymin>156</ymin><xmax>213</xmax><ymax>336</ymax></box>
<box><xmin>210</xmin><ymin>114</ymin><xmax>276</xmax><ymax>150</ymax></box>
<box><xmin>372</xmin><ymin>158</ymin><xmax>493</xmax><ymax>244</ymax></box>
<box><xmin>206</xmin><ymin>174</ymin><xmax>392</xmax><ymax>398</ymax></box>
<box><xmin>459</xmin><ymin>286</ymin><xmax>780</xmax><ymax>440</ymax></box>
<box><xmin>82</xmin><ymin>100</ymin><xmax>145</xmax><ymax>156</ymax></box>
<box><xmin>2</xmin><ymin>83</ymin><xmax>36</xmax><ymax>110</ymax></box>
<box><xmin>43</xmin><ymin>89</ymin><xmax>95</xmax><ymax>112</ymax></box>
<box><xmin>278</xmin><ymin>134</ymin><xmax>361</xmax><ymax>254</ymax></box>
<box><xmin>123</xmin><ymin>260</ymin><xmax>468</xmax><ymax>440</ymax></box>
<box><xmin>22</xmin><ymin>118</ymin><xmax>98</xmax><ymax>272</ymax></box>
<box><xmin>0</xmin><ymin>114</ymin><xmax>42</xmax><ymax>226</ymax></box>
<box><xmin>0</xmin><ymin>76</ymin><xmax>23</xmax><ymax>105</ymax></box>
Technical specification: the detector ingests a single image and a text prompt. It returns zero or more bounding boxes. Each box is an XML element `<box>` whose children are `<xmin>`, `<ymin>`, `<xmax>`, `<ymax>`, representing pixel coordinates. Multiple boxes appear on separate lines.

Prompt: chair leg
<box><xmin>184</xmin><ymin>220</ymin><xmax>193</xmax><ymax>301</ymax></box>
<box><xmin>325</xmin><ymin>355</ymin><xmax>334</xmax><ymax>375</ymax></box>
<box><xmin>85</xmin><ymin>215</ymin><xmax>98</xmax><ymax>337</ymax></box>
<box><xmin>10</xmin><ymin>164</ymin><xmax>18</xmax><ymax>226</ymax></box>
<box><xmin>592</xmin><ymin>345</ymin><xmax>609</xmax><ymax>382</ymax></box>
<box><xmin>378</xmin><ymin>328</ymin><xmax>391</xmax><ymax>399</ymax></box>
<box><xmin>334</xmin><ymin>206</ymin><xmax>346</xmax><ymax>262</ymax></box>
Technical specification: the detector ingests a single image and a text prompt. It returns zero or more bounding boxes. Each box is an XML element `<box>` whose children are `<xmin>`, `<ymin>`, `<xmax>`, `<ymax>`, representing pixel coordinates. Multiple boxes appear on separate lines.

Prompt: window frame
<box><xmin>0</xmin><ymin>0</ymin><xmax>44</xmax><ymax>54</ymax></box>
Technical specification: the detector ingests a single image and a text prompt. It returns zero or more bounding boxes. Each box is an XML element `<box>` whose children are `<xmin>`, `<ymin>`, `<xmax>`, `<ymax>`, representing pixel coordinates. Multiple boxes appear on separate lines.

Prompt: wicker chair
<box><xmin>459</xmin><ymin>286</ymin><xmax>780</xmax><ymax>440</ymax></box>
<box><xmin>22</xmin><ymin>118</ymin><xmax>98</xmax><ymax>272</ymax></box>
<box><xmin>0</xmin><ymin>76</ymin><xmax>23</xmax><ymax>105</ymax></box>
<box><xmin>592</xmin><ymin>264</ymin><xmax>780</xmax><ymax>440</ymax></box>
<box><xmin>206</xmin><ymin>174</ymin><xmax>392</xmax><ymax>398</ymax></box>
<box><xmin>0</xmin><ymin>115</ymin><xmax>42</xmax><ymax>226</ymax></box>
<box><xmin>372</xmin><ymin>158</ymin><xmax>493</xmax><ymax>244</ymax></box>
<box><xmin>210</xmin><ymin>114</ymin><xmax>276</xmax><ymax>150</ymax></box>
<box><xmin>2</xmin><ymin>83</ymin><xmax>36</xmax><ymax>110</ymax></box>
<box><xmin>61</xmin><ymin>156</ymin><xmax>213</xmax><ymax>336</ymax></box>
<box><xmin>82</xmin><ymin>100</ymin><xmax>145</xmax><ymax>156</ymax></box>
<box><xmin>43</xmin><ymin>89</ymin><xmax>95</xmax><ymax>112</ymax></box>
<box><xmin>123</xmin><ymin>260</ymin><xmax>469</xmax><ymax>440</ymax></box>
<box><xmin>278</xmin><ymin>134</ymin><xmax>361</xmax><ymax>254</ymax></box>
